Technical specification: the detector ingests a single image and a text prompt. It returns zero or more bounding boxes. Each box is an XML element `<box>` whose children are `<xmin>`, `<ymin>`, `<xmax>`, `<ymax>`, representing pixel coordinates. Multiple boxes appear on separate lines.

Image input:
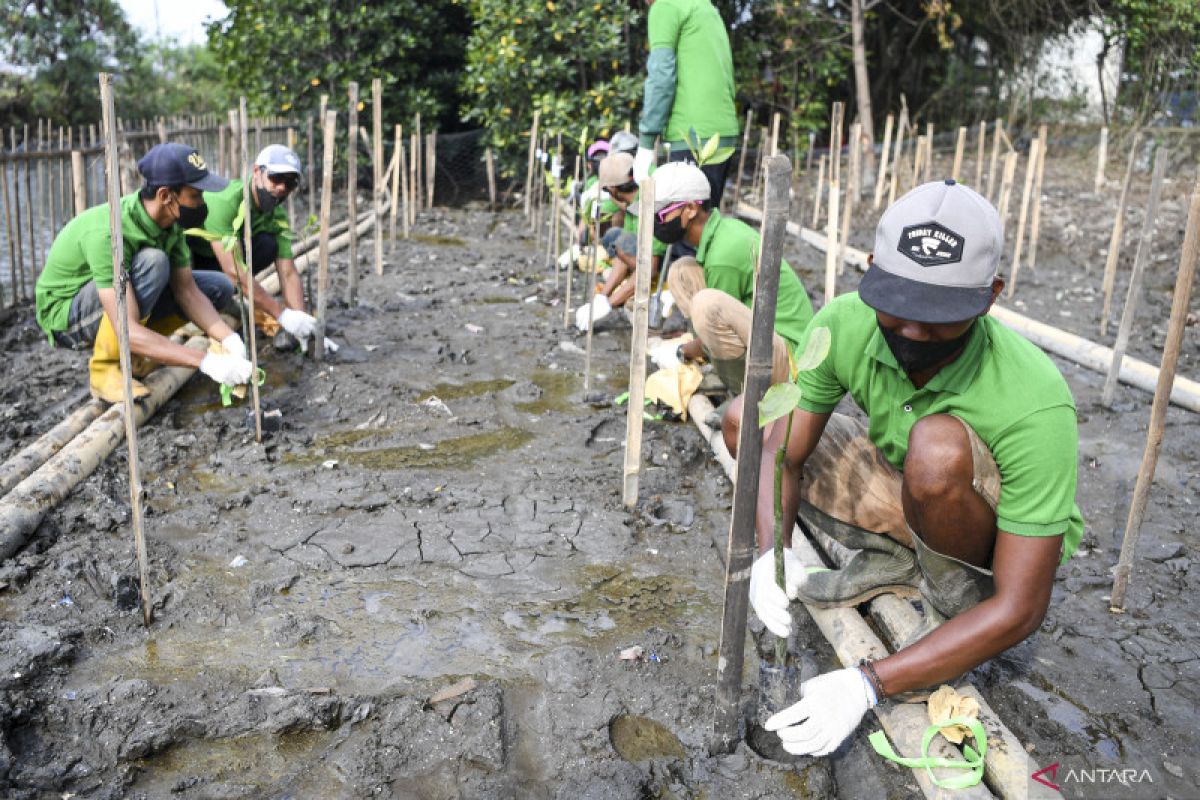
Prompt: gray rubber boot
<box><xmin>711</xmin><ymin>355</ymin><xmax>746</xmax><ymax>396</ymax></box>
<box><xmin>900</xmin><ymin>530</ymin><xmax>995</xmax><ymax>649</ymax></box>
<box><xmin>793</xmin><ymin>503</ymin><xmax>922</xmax><ymax>608</ymax></box>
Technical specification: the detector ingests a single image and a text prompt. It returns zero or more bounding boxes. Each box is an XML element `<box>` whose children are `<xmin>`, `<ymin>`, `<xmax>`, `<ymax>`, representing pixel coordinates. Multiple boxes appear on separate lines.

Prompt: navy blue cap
<box><xmin>137</xmin><ymin>143</ymin><xmax>228</xmax><ymax>192</ymax></box>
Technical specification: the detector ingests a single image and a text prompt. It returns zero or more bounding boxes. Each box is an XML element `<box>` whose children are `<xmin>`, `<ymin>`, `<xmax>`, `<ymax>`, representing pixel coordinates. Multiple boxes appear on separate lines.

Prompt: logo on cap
<box><xmin>187</xmin><ymin>152</ymin><xmax>206</xmax><ymax>170</ymax></box>
<box><xmin>897</xmin><ymin>222</ymin><xmax>964</xmax><ymax>267</ymax></box>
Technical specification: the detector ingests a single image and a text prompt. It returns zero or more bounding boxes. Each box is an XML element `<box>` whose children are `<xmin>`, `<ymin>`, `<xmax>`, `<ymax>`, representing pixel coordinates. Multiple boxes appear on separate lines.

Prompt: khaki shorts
<box><xmin>799</xmin><ymin>412</ymin><xmax>1001</xmax><ymax>547</ymax></box>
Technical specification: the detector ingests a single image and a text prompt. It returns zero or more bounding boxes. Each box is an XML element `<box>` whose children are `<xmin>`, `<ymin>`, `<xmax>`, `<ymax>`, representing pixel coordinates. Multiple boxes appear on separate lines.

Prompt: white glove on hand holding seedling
<box><xmin>199</xmin><ymin>352</ymin><xmax>254</xmax><ymax>386</ymax></box>
<box><xmin>574</xmin><ymin>295</ymin><xmax>612</xmax><ymax>332</ymax></box>
<box><xmin>633</xmin><ymin>147</ymin><xmax>656</xmax><ymax>182</ymax></box>
<box><xmin>279</xmin><ymin>308</ymin><xmax>318</xmax><ymax>340</ymax></box>
<box><xmin>649</xmin><ymin>342</ymin><xmax>682</xmax><ymax>371</ymax></box>
<box><xmin>220</xmin><ymin>333</ymin><xmax>247</xmax><ymax>361</ymax></box>
<box><xmin>749</xmin><ymin>548</ymin><xmax>806</xmax><ymax>638</ymax></box>
<box><xmin>765</xmin><ymin>667</ymin><xmax>877</xmax><ymax>756</ymax></box>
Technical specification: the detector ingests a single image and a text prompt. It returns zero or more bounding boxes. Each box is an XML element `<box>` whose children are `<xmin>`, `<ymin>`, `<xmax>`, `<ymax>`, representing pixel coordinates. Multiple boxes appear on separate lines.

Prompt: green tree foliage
<box><xmin>1105</xmin><ymin>0</ymin><xmax>1200</xmax><ymax>123</ymax></box>
<box><xmin>206</xmin><ymin>0</ymin><xmax>470</xmax><ymax>130</ymax></box>
<box><xmin>456</xmin><ymin>0</ymin><xmax>645</xmax><ymax>175</ymax></box>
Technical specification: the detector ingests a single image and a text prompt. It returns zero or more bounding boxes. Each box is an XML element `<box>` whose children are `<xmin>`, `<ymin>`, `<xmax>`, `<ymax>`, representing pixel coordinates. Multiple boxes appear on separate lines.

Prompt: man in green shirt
<box><xmin>726</xmin><ymin>180</ymin><xmax>1083</xmax><ymax>758</ymax></box>
<box><xmin>35</xmin><ymin>143</ymin><xmax>253</xmax><ymax>403</ymax></box>
<box><xmin>648</xmin><ymin>162</ymin><xmax>813</xmax><ymax>395</ymax></box>
<box><xmin>635</xmin><ymin>0</ymin><xmax>740</xmax><ymax>205</ymax></box>
<box><xmin>190</xmin><ymin>144</ymin><xmax>321</xmax><ymax>348</ymax></box>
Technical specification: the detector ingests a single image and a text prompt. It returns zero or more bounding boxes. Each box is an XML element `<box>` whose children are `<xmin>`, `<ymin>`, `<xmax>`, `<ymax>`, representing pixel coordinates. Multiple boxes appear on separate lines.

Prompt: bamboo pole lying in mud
<box><xmin>687</xmin><ymin>394</ymin><xmax>999</xmax><ymax>800</ymax></box>
<box><xmin>1110</xmin><ymin>176</ymin><xmax>1200</xmax><ymax>612</ymax></box>
<box><xmin>0</xmin><ymin>401</ymin><xmax>105</xmax><ymax>497</ymax></box>
<box><xmin>622</xmin><ymin>175</ymin><xmax>654</xmax><ymax>508</ymax></box>
<box><xmin>733</xmin><ymin>202</ymin><xmax>1200</xmax><ymax>413</ymax></box>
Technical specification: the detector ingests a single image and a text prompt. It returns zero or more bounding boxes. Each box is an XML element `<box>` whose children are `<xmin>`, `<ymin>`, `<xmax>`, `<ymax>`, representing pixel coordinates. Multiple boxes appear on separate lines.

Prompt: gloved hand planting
<box><xmin>279</xmin><ymin>308</ymin><xmax>318</xmax><ymax>340</ymax></box>
<box><xmin>765</xmin><ymin>667</ymin><xmax>877</xmax><ymax>756</ymax></box>
<box><xmin>199</xmin><ymin>352</ymin><xmax>254</xmax><ymax>386</ymax></box>
<box><xmin>749</xmin><ymin>547</ymin><xmax>806</xmax><ymax>638</ymax></box>
<box><xmin>574</xmin><ymin>295</ymin><xmax>612</xmax><ymax>332</ymax></box>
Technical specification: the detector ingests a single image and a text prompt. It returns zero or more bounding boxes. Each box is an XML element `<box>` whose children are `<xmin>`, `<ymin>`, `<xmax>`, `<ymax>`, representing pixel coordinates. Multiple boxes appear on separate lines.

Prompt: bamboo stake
<box><xmin>1027</xmin><ymin>124</ymin><xmax>1049</xmax><ymax>271</ymax></box>
<box><xmin>838</xmin><ymin>121</ymin><xmax>861</xmax><ymax>275</ymax></box>
<box><xmin>524</xmin><ymin>111</ymin><xmax>540</xmax><ymax>222</ymax></box>
<box><xmin>409</xmin><ymin>130</ymin><xmax>418</xmax><ymax>229</ymax></box>
<box><xmin>2</xmin><ymin>161</ymin><xmax>17</xmax><ymax>306</ymax></box>
<box><xmin>872</xmin><ymin>113</ymin><xmax>894</xmax><ymax>209</ymax></box>
<box><xmin>910</xmin><ymin>134</ymin><xmax>926</xmax><ymax>190</ymax></box>
<box><xmin>728</xmin><ymin>108</ymin><xmax>754</xmax><ymax>213</ymax></box>
<box><xmin>390</xmin><ymin>125</ymin><xmax>402</xmax><ymax>252</ymax></box>
<box><xmin>1006</xmin><ymin>136</ymin><xmax>1041</xmax><ymax>297</ymax></box>
<box><xmin>1110</xmin><ymin>175</ymin><xmax>1200</xmax><ymax>612</ymax></box>
<box><xmin>769</xmin><ymin>111</ymin><xmax>782</xmax><ymax>156</ymax></box>
<box><xmin>23</xmin><ymin>125</ymin><xmax>37</xmax><ymax>292</ymax></box>
<box><xmin>1094</xmin><ymin>126</ymin><xmax>1108</xmax><ymax>194</ymax></box>
<box><xmin>371</xmin><ymin>79</ymin><xmax>384</xmax><ymax>276</ymax></box>
<box><xmin>1102</xmin><ymin>147</ymin><xmax>1168</xmax><ymax>407</ymax></box>
<box><xmin>485</xmin><ymin>147</ymin><xmax>497</xmax><ymax>210</ymax></box>
<box><xmin>238</xmin><ymin>99</ymin><xmax>264</xmax><ymax>444</ymax></box>
<box><xmin>750</xmin><ymin>125</ymin><xmax>767</xmax><ymax>201</ymax></box>
<box><xmin>1100</xmin><ymin>132</ymin><xmax>1141</xmax><ymax>336</ymax></box>
<box><xmin>986</xmin><ymin>118</ymin><xmax>1003</xmax><ymax>202</ymax></box>
<box><xmin>564</xmin><ymin>153</ymin><xmax>581</xmax><ymax>326</ymax></box>
<box><xmin>313</xmin><ymin>110</ymin><xmax>336</xmax><ymax>363</ymax></box>
<box><xmin>414</xmin><ymin>113</ymin><xmax>423</xmax><ymax>214</ymax></box>
<box><xmin>975</xmin><ymin>119</ymin><xmax>986</xmax><ymax>189</ymax></box>
<box><xmin>98</xmin><ymin>73</ymin><xmax>152</xmax><ymax>627</ymax></box>
<box><xmin>923</xmin><ymin>123</ymin><xmax>934</xmax><ymax>183</ymax></box>
<box><xmin>346</xmin><ymin>82</ymin><xmax>359</xmax><ymax>305</ymax></box>
<box><xmin>306</xmin><ymin>114</ymin><xmax>315</xmax><ymax>221</ymax></box>
<box><xmin>286</xmin><ymin>127</ymin><xmax>297</xmax><ymax>252</ymax></box>
<box><xmin>887</xmin><ymin>113</ymin><xmax>906</xmax><ymax>207</ymax></box>
<box><xmin>36</xmin><ymin>120</ymin><xmax>46</xmax><ymax>265</ymax></box>
<box><xmin>583</xmin><ymin>201</ymin><xmax>600</xmax><ymax>392</ymax></box>
<box><xmin>426</xmin><ymin>131</ymin><xmax>436</xmax><ymax>209</ymax></box>
<box><xmin>805</xmin><ymin>131</ymin><xmax>815</xmax><ymax>172</ymax></box>
<box><xmin>622</xmin><ymin>175</ymin><xmax>655</xmax><ymax>508</ymax></box>
<box><xmin>228</xmin><ymin>109</ymin><xmax>240</xmax><ymax>178</ymax></box>
<box><xmin>712</xmin><ymin>153</ymin><xmax>792</xmax><ymax>753</ymax></box>
<box><xmin>824</xmin><ymin>102</ymin><xmax>844</xmax><ymax>304</ymax></box>
<box><xmin>811</xmin><ymin>155</ymin><xmax>825</xmax><ymax>227</ymax></box>
<box><xmin>70</xmin><ymin>151</ymin><xmax>86</xmax><ymax>215</ymax></box>
<box><xmin>995</xmin><ymin>151</ymin><xmax>1019</xmax><ymax>234</ymax></box>
<box><xmin>952</xmin><ymin>125</ymin><xmax>966</xmax><ymax>180</ymax></box>
<box><xmin>10</xmin><ymin>129</ymin><xmax>26</xmax><ymax>302</ymax></box>
<box><xmin>547</xmin><ymin>146</ymin><xmax>562</xmax><ymax>282</ymax></box>
<box><xmin>54</xmin><ymin>126</ymin><xmax>65</xmax><ymax>234</ymax></box>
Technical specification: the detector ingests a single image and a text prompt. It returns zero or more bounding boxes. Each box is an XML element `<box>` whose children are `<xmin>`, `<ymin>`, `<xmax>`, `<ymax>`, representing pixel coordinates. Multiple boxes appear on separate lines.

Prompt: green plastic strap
<box><xmin>218</xmin><ymin>368</ymin><xmax>266</xmax><ymax>407</ymax></box>
<box><xmin>868</xmin><ymin>716</ymin><xmax>988</xmax><ymax>790</ymax></box>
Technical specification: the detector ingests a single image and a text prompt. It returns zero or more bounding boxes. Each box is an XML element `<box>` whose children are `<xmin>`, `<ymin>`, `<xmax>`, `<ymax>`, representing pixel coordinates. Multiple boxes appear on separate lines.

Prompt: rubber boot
<box><xmin>89</xmin><ymin>316</ymin><xmax>150</xmax><ymax>404</ymax></box>
<box><xmin>901</xmin><ymin>530</ymin><xmax>995</xmax><ymax>649</ymax></box>
<box><xmin>793</xmin><ymin>502</ymin><xmax>922</xmax><ymax>608</ymax></box>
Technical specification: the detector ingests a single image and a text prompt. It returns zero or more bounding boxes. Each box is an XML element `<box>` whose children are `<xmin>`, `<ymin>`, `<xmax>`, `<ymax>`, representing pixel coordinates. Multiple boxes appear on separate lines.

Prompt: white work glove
<box><xmin>297</xmin><ymin>336</ymin><xmax>340</xmax><ymax>355</ymax></box>
<box><xmin>633</xmin><ymin>146</ymin><xmax>656</xmax><ymax>182</ymax></box>
<box><xmin>574</xmin><ymin>295</ymin><xmax>612</xmax><ymax>332</ymax></box>
<box><xmin>199</xmin><ymin>352</ymin><xmax>254</xmax><ymax>386</ymax></box>
<box><xmin>765</xmin><ymin>667</ymin><xmax>877</xmax><ymax>756</ymax></box>
<box><xmin>749</xmin><ymin>548</ymin><xmax>806</xmax><ymax>638</ymax></box>
<box><xmin>220</xmin><ymin>333</ymin><xmax>247</xmax><ymax>361</ymax></box>
<box><xmin>649</xmin><ymin>341</ymin><xmax>682</xmax><ymax>371</ymax></box>
<box><xmin>278</xmin><ymin>308</ymin><xmax>318</xmax><ymax>340</ymax></box>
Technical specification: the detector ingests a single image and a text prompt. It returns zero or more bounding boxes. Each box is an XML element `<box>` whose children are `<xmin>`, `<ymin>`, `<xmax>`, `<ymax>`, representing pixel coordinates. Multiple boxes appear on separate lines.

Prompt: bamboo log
<box><xmin>1007</xmin><ymin>136</ymin><xmax>1041</xmax><ymax>297</ymax></box>
<box><xmin>1026</xmin><ymin>125</ymin><xmax>1049</xmax><ymax>271</ymax></box>
<box><xmin>811</xmin><ymin>155</ymin><xmax>825</xmax><ymax>227</ymax></box>
<box><xmin>1100</xmin><ymin>133</ymin><xmax>1141</xmax><ymax>336</ymax></box>
<box><xmin>372</xmin><ymin>78</ymin><xmax>384</xmax><ymax>276</ymax></box>
<box><xmin>873</xmin><ymin>114</ymin><xmax>894</xmax><ymax>210</ymax></box>
<box><xmin>99</xmin><ymin>73</ymin><xmax>151</xmax><ymax>627</ymax></box>
<box><xmin>824</xmin><ymin>102</ymin><xmax>844</xmax><ymax>304</ymax></box>
<box><xmin>1110</xmin><ymin>176</ymin><xmax>1200</xmax><ymax>611</ymax></box>
<box><xmin>952</xmin><ymin>126</ymin><xmax>966</xmax><ymax>180</ymax></box>
<box><xmin>995</xmin><ymin>151</ymin><xmax>1019</xmax><ymax>234</ymax></box>
<box><xmin>313</xmin><ymin>110</ymin><xmax>336</xmax><ymax>362</ymax></box>
<box><xmin>0</xmin><ymin>401</ymin><xmax>105</xmax><ymax>497</ymax></box>
<box><xmin>524</xmin><ymin>111</ymin><xmax>540</xmax><ymax>221</ymax></box>
<box><xmin>622</xmin><ymin>175</ymin><xmax>655</xmax><ymax>508</ymax></box>
<box><xmin>1102</xmin><ymin>147</ymin><xmax>1168</xmax><ymax>407</ymax></box>
<box><xmin>711</xmin><ymin>154</ymin><xmax>792</xmax><ymax>754</ymax></box>
<box><xmin>346</xmin><ymin>81</ymin><xmax>359</xmax><ymax>305</ymax></box>
<box><xmin>986</xmin><ymin>118</ymin><xmax>1003</xmax><ymax>202</ymax></box>
<box><xmin>1094</xmin><ymin>127</ymin><xmax>1108</xmax><ymax>194</ymax></box>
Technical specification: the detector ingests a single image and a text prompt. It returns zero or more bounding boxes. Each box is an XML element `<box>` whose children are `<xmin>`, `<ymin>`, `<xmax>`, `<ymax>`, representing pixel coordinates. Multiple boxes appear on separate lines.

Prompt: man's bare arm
<box><xmin>97</xmin><ymin>285</ymin><xmax>204</xmax><ymax>368</ymax></box>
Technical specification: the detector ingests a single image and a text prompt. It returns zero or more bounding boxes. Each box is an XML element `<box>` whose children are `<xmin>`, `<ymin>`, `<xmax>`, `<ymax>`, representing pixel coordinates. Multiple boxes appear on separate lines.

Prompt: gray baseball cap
<box><xmin>608</xmin><ymin>130</ymin><xmax>639</xmax><ymax>155</ymax></box>
<box><xmin>859</xmin><ymin>179</ymin><xmax>1002</xmax><ymax>323</ymax></box>
<box><xmin>254</xmin><ymin>144</ymin><xmax>302</xmax><ymax>176</ymax></box>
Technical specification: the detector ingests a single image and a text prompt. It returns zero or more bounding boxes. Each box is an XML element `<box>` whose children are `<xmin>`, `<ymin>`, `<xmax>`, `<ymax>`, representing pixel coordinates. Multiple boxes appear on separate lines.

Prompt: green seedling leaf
<box><xmin>793</xmin><ymin>326</ymin><xmax>831</xmax><ymax>372</ymax></box>
<box><xmin>184</xmin><ymin>227</ymin><xmax>221</xmax><ymax>242</ymax></box>
<box><xmin>759</xmin><ymin>381</ymin><xmax>802</xmax><ymax>427</ymax></box>
<box><xmin>701</xmin><ymin>133</ymin><xmax>719</xmax><ymax>162</ymax></box>
<box><xmin>221</xmin><ymin>234</ymin><xmax>239</xmax><ymax>253</ymax></box>
<box><xmin>708</xmin><ymin>146</ymin><xmax>736</xmax><ymax>165</ymax></box>
<box><xmin>231</xmin><ymin>200</ymin><xmax>246</xmax><ymax>232</ymax></box>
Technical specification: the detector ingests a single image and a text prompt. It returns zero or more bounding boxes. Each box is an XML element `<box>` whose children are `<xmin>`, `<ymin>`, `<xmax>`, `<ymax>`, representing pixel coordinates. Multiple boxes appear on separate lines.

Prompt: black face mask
<box><xmin>878</xmin><ymin>320</ymin><xmax>974</xmax><ymax>375</ymax></box>
<box><xmin>255</xmin><ymin>185</ymin><xmax>280</xmax><ymax>213</ymax></box>
<box><xmin>176</xmin><ymin>200</ymin><xmax>208</xmax><ymax>229</ymax></box>
<box><xmin>654</xmin><ymin>214</ymin><xmax>687</xmax><ymax>245</ymax></box>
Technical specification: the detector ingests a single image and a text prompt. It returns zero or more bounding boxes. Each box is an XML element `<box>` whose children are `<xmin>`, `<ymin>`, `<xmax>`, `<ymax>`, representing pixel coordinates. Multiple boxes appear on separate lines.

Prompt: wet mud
<box><xmin>0</xmin><ymin>168</ymin><xmax>1198</xmax><ymax>799</ymax></box>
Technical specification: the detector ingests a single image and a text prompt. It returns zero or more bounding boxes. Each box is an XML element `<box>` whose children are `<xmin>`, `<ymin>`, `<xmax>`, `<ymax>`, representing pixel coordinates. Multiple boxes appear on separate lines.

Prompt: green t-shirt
<box><xmin>582</xmin><ymin>175</ymin><xmax>620</xmax><ymax>221</ymax></box>
<box><xmin>639</xmin><ymin>0</ymin><xmax>739</xmax><ymax>149</ymax></box>
<box><xmin>620</xmin><ymin>189</ymin><xmax>668</xmax><ymax>258</ymax></box>
<box><xmin>794</xmin><ymin>292</ymin><xmax>1084</xmax><ymax>562</ymax></box>
<box><xmin>191</xmin><ymin>177</ymin><xmax>293</xmax><ymax>261</ymax></box>
<box><xmin>694</xmin><ymin>209</ymin><xmax>813</xmax><ymax>348</ymax></box>
<box><xmin>35</xmin><ymin>193</ymin><xmax>191</xmax><ymax>341</ymax></box>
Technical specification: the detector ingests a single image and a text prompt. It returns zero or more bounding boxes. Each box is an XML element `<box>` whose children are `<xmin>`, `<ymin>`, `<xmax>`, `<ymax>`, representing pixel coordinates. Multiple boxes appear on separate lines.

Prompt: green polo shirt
<box><xmin>191</xmin><ymin>177</ymin><xmax>293</xmax><ymax>261</ymax></box>
<box><xmin>639</xmin><ymin>0</ymin><xmax>739</xmax><ymax>150</ymax></box>
<box><xmin>582</xmin><ymin>175</ymin><xmax>620</xmax><ymax>221</ymax></box>
<box><xmin>620</xmin><ymin>190</ymin><xmax>668</xmax><ymax>258</ymax></box>
<box><xmin>35</xmin><ymin>193</ymin><xmax>191</xmax><ymax>342</ymax></box>
<box><xmin>694</xmin><ymin>209</ymin><xmax>813</xmax><ymax>348</ymax></box>
<box><xmin>795</xmin><ymin>292</ymin><xmax>1084</xmax><ymax>562</ymax></box>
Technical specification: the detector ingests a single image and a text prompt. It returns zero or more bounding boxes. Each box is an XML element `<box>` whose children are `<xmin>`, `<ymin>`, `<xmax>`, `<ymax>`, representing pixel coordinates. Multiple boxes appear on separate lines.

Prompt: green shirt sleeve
<box><xmin>990</xmin><ymin>405</ymin><xmax>1079</xmax><ymax>540</ymax></box>
<box><xmin>794</xmin><ymin>304</ymin><xmax>848</xmax><ymax>413</ymax></box>
<box><xmin>84</xmin><ymin>229</ymin><xmax>116</xmax><ymax>290</ymax></box>
<box><xmin>639</xmin><ymin>48</ymin><xmax>677</xmax><ymax>148</ymax></box>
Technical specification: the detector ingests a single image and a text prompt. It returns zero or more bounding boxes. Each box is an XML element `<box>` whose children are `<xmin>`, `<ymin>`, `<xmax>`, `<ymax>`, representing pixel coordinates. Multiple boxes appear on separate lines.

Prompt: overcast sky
<box><xmin>119</xmin><ymin>0</ymin><xmax>229</xmax><ymax>45</ymax></box>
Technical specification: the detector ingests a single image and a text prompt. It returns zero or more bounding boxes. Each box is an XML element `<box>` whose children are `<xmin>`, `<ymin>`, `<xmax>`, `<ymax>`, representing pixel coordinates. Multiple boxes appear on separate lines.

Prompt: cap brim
<box><xmin>859</xmin><ymin>263</ymin><xmax>994</xmax><ymax>323</ymax></box>
<box><xmin>188</xmin><ymin>172</ymin><xmax>229</xmax><ymax>192</ymax></box>
<box><xmin>263</xmin><ymin>163</ymin><xmax>301</xmax><ymax>175</ymax></box>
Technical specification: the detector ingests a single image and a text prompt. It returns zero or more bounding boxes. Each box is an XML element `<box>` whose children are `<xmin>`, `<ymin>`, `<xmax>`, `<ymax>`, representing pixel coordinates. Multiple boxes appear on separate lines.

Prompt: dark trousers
<box><xmin>189</xmin><ymin>232</ymin><xmax>278</xmax><ymax>275</ymax></box>
<box><xmin>668</xmin><ymin>148</ymin><xmax>734</xmax><ymax>210</ymax></box>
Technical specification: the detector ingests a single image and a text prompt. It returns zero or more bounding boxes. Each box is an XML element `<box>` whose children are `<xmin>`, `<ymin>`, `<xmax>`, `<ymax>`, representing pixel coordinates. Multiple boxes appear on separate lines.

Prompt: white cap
<box><xmin>254</xmin><ymin>144</ymin><xmax>302</xmax><ymax>176</ymax></box>
<box><xmin>650</xmin><ymin>162</ymin><xmax>710</xmax><ymax>212</ymax></box>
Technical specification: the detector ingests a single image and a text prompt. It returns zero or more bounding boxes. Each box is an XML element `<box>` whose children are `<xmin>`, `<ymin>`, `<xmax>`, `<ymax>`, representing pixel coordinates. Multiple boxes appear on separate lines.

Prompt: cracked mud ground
<box><xmin>1</xmin><ymin>195</ymin><xmax>1198</xmax><ymax>799</ymax></box>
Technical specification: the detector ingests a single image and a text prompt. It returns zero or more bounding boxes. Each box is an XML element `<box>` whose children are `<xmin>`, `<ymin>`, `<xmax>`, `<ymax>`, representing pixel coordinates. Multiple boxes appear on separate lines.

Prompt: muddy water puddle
<box><xmin>287</xmin><ymin>425</ymin><xmax>535</xmax><ymax>470</ymax></box>
<box><xmin>416</xmin><ymin>377</ymin><xmax>515</xmax><ymax>402</ymax></box>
